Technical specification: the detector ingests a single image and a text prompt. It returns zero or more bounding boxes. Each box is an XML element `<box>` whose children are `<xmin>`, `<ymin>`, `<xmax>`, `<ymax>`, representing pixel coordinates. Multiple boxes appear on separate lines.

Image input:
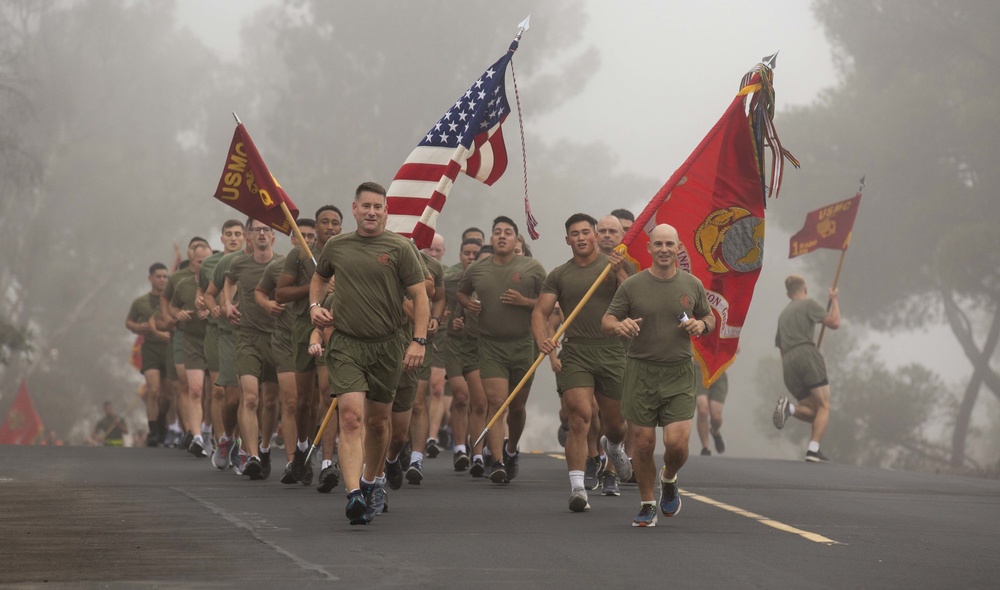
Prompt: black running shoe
<box><xmin>503</xmin><ymin>447</ymin><xmax>520</xmax><ymax>480</ymax></box>
<box><xmin>259</xmin><ymin>449</ymin><xmax>272</xmax><ymax>480</ymax></box>
<box><xmin>146</xmin><ymin>432</ymin><xmax>159</xmax><ymax>448</ymax></box>
<box><xmin>188</xmin><ymin>439</ymin><xmax>207</xmax><ymax>458</ymax></box>
<box><xmin>361</xmin><ymin>483</ymin><xmax>378</xmax><ymax>524</ymax></box>
<box><xmin>584</xmin><ymin>456</ymin><xmax>600</xmax><ymax>490</ymax></box>
<box><xmin>805</xmin><ymin>449</ymin><xmax>830</xmax><ymax>463</ymax></box>
<box><xmin>488</xmin><ymin>461</ymin><xmax>508</xmax><ymax>484</ymax></box>
<box><xmin>180</xmin><ymin>431</ymin><xmax>194</xmax><ymax>452</ymax></box>
<box><xmin>426</xmin><ymin>439</ymin><xmax>440</xmax><ymax>458</ymax></box>
<box><xmin>711</xmin><ymin>428</ymin><xmax>726</xmax><ymax>454</ymax></box>
<box><xmin>317</xmin><ymin>463</ymin><xmax>341</xmax><ymax>493</ymax></box>
<box><xmin>300</xmin><ymin>460</ymin><xmax>314</xmax><ymax>486</ymax></box>
<box><xmin>346</xmin><ymin>489</ymin><xmax>369</xmax><ymax>525</ymax></box>
<box><xmin>453</xmin><ymin>450</ymin><xmax>471</xmax><ymax>472</ymax></box>
<box><xmin>385</xmin><ymin>458</ymin><xmax>404</xmax><ymax>490</ymax></box>
<box><xmin>406</xmin><ymin>460</ymin><xmax>424</xmax><ymax>485</ymax></box>
<box><xmin>244</xmin><ymin>457</ymin><xmax>263</xmax><ymax>480</ymax></box>
<box><xmin>290</xmin><ymin>449</ymin><xmax>306</xmax><ymax>482</ymax></box>
<box><xmin>280</xmin><ymin>461</ymin><xmax>297</xmax><ymax>485</ymax></box>
<box><xmin>700</xmin><ymin>447</ymin><xmax>711</xmax><ymax>456</ymax></box>
<box><xmin>469</xmin><ymin>457</ymin><xmax>485</xmax><ymax>478</ymax></box>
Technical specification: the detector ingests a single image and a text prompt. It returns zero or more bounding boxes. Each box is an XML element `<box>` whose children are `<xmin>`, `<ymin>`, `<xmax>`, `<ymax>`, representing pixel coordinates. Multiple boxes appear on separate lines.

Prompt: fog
<box><xmin>2</xmin><ymin>1</ymin><xmax>996</xmax><ymax>470</ymax></box>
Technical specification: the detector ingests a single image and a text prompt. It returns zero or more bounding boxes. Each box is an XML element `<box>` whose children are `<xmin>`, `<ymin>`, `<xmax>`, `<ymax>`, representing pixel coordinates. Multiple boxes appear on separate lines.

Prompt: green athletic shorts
<box><xmin>445</xmin><ymin>333</ymin><xmax>478</xmax><ymax>378</ymax></box>
<box><xmin>430</xmin><ymin>332</ymin><xmax>446</xmax><ymax>369</ymax></box>
<box><xmin>235</xmin><ymin>328</ymin><xmax>278</xmax><ymax>384</ymax></box>
<box><xmin>293</xmin><ymin>316</ymin><xmax>318</xmax><ymax>373</ymax></box>
<box><xmin>393</xmin><ymin>368</ymin><xmax>419</xmax><ymax>413</ymax></box>
<box><xmin>782</xmin><ymin>344</ymin><xmax>828</xmax><ymax>401</ymax></box>
<box><xmin>556</xmin><ymin>338</ymin><xmax>625</xmax><ymax>401</ymax></box>
<box><xmin>327</xmin><ymin>329</ymin><xmax>407</xmax><ymax>404</ymax></box>
<box><xmin>417</xmin><ymin>338</ymin><xmax>434</xmax><ymax>381</ymax></box>
<box><xmin>271</xmin><ymin>326</ymin><xmax>295</xmax><ymax>373</ymax></box>
<box><xmin>165</xmin><ymin>336</ymin><xmax>177</xmax><ymax>380</ymax></box>
<box><xmin>216</xmin><ymin>330</ymin><xmax>238</xmax><ymax>388</ymax></box>
<box><xmin>477</xmin><ymin>334</ymin><xmax>537</xmax><ymax>389</ymax></box>
<box><xmin>695</xmin><ymin>369</ymin><xmax>728</xmax><ymax>403</ymax></box>
<box><xmin>204</xmin><ymin>323</ymin><xmax>220</xmax><ymax>373</ymax></box>
<box><xmin>181</xmin><ymin>330</ymin><xmax>207</xmax><ymax>371</ymax></box>
<box><xmin>140</xmin><ymin>339</ymin><xmax>169</xmax><ymax>374</ymax></box>
<box><xmin>621</xmin><ymin>357</ymin><xmax>696</xmax><ymax>427</ymax></box>
<box><xmin>171</xmin><ymin>330</ymin><xmax>186</xmax><ymax>367</ymax></box>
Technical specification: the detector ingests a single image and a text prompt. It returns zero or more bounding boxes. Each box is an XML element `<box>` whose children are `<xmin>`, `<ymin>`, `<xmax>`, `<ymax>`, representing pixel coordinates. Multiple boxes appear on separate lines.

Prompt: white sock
<box><xmin>788</xmin><ymin>402</ymin><xmax>796</xmax><ymax>415</ymax></box>
<box><xmin>169</xmin><ymin>421</ymin><xmax>181</xmax><ymax>432</ymax></box>
<box><xmin>259</xmin><ymin>445</ymin><xmax>269</xmax><ymax>454</ymax></box>
<box><xmin>322</xmin><ymin>459</ymin><xmax>332</xmax><ymax>470</ymax></box>
<box><xmin>193</xmin><ymin>434</ymin><xmax>203</xmax><ymax>444</ymax></box>
<box><xmin>569</xmin><ymin>470</ymin><xmax>585</xmax><ymax>490</ymax></box>
<box><xmin>360</xmin><ymin>476</ymin><xmax>376</xmax><ymax>486</ymax></box>
<box><xmin>297</xmin><ymin>440</ymin><xmax>309</xmax><ymax>452</ymax></box>
<box><xmin>454</xmin><ymin>444</ymin><xmax>467</xmax><ymax>454</ymax></box>
<box><xmin>808</xmin><ymin>441</ymin><xmax>820</xmax><ymax>453</ymax></box>
<box><xmin>376</xmin><ymin>475</ymin><xmax>386</xmax><ymax>486</ymax></box>
<box><xmin>201</xmin><ymin>423</ymin><xmax>211</xmax><ymax>434</ymax></box>
<box><xmin>472</xmin><ymin>454</ymin><xmax>483</xmax><ymax>462</ymax></box>
<box><xmin>410</xmin><ymin>451</ymin><xmax>424</xmax><ymax>465</ymax></box>
<box><xmin>659</xmin><ymin>467</ymin><xmax>676</xmax><ymax>484</ymax></box>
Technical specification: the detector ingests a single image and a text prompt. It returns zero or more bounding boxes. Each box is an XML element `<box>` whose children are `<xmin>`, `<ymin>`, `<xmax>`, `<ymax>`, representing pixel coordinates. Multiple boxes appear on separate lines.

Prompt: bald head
<box><xmin>596</xmin><ymin>215</ymin><xmax>624</xmax><ymax>253</ymax></box>
<box><xmin>424</xmin><ymin>233</ymin><xmax>446</xmax><ymax>261</ymax></box>
<box><xmin>648</xmin><ymin>223</ymin><xmax>679</xmax><ymax>243</ymax></box>
<box><xmin>647</xmin><ymin>223</ymin><xmax>681</xmax><ymax>274</ymax></box>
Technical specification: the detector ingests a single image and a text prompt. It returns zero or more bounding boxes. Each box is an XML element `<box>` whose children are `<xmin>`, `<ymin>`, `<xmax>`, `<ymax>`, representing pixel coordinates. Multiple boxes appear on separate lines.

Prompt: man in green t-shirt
<box><xmin>224</xmin><ymin>218</ymin><xmax>284</xmax><ymax>480</ymax></box>
<box><xmin>170</xmin><ymin>243</ymin><xmax>213</xmax><ymax>457</ymax></box>
<box><xmin>421</xmin><ymin>234</ymin><xmax>451</xmax><ymax>462</ymax></box>
<box><xmin>276</xmin><ymin>206</ymin><xmax>344</xmax><ymax>489</ymax></box>
<box><xmin>93</xmin><ymin>401</ymin><xmax>128</xmax><ymax>446</ymax></box>
<box><xmin>457</xmin><ymin>216</ymin><xmax>546</xmax><ymax>484</ymax></box>
<box><xmin>308</xmin><ymin>182</ymin><xmax>428</xmax><ymax>525</ymax></box>
<box><xmin>602</xmin><ymin>223</ymin><xmax>714</xmax><ymax>527</ymax></box>
<box><xmin>532</xmin><ymin>213</ymin><xmax>633</xmax><ymax>513</ymax></box>
<box><xmin>125</xmin><ymin>262</ymin><xmax>171</xmax><ymax>446</ymax></box>
<box><xmin>772</xmin><ymin>275</ymin><xmax>841</xmax><ymax>463</ymax></box>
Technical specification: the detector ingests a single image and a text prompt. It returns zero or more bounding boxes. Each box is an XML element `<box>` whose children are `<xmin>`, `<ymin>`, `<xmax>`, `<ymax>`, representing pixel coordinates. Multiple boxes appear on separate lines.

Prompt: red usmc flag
<box><xmin>789</xmin><ymin>194</ymin><xmax>862</xmax><ymax>258</ymax></box>
<box><xmin>213</xmin><ymin>123</ymin><xmax>298</xmax><ymax>235</ymax></box>
<box><xmin>0</xmin><ymin>380</ymin><xmax>44</xmax><ymax>445</ymax></box>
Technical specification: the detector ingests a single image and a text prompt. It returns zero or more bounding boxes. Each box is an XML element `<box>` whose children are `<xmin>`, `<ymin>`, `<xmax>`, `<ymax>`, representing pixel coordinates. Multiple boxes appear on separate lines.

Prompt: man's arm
<box><xmin>603</xmin><ymin>313</ymin><xmax>642</xmax><ymax>338</ymax></box>
<box><xmin>428</xmin><ymin>279</ymin><xmax>446</xmax><ymax>335</ymax></box>
<box><xmin>308</xmin><ymin>272</ymin><xmax>333</xmax><ymax>328</ymax></box>
<box><xmin>822</xmin><ymin>288</ymin><xmax>840</xmax><ymax>329</ymax></box>
<box><xmin>275</xmin><ymin>272</ymin><xmax>309</xmax><ymax>304</ymax></box>
<box><xmin>402</xmin><ymin>281</ymin><xmax>430</xmax><ymax>372</ymax></box>
<box><xmin>531</xmin><ymin>292</ymin><xmax>559</xmax><ymax>355</ymax></box>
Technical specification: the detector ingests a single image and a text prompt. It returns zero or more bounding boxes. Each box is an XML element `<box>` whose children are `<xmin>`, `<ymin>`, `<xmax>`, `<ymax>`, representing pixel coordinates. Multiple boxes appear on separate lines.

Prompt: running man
<box><xmin>696</xmin><ymin>369</ymin><xmax>728</xmax><ymax>456</ymax></box>
<box><xmin>602</xmin><ymin>223</ymin><xmax>714</xmax><ymax>527</ymax></box>
<box><xmin>170</xmin><ymin>243</ymin><xmax>213</xmax><ymax>457</ymax></box>
<box><xmin>125</xmin><ymin>263</ymin><xmax>171</xmax><ymax>447</ymax></box>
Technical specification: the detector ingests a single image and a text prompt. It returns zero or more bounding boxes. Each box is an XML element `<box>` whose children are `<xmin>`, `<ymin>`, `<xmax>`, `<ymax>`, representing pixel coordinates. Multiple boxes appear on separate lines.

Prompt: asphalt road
<box><xmin>2</xmin><ymin>445</ymin><xmax>999</xmax><ymax>588</ymax></box>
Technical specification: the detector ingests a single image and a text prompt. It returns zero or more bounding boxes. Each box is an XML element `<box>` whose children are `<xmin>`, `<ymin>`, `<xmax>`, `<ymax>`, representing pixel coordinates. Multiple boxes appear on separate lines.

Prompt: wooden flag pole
<box><xmin>816</xmin><ymin>240</ymin><xmax>848</xmax><ymax>350</ymax></box>
<box><xmin>97</xmin><ymin>395</ymin><xmax>143</xmax><ymax>445</ymax></box>
<box><xmin>473</xmin><ymin>258</ymin><xmax>617</xmax><ymax>449</ymax></box>
<box><xmin>304</xmin><ymin>397</ymin><xmax>338</xmax><ymax>466</ymax></box>
<box><xmin>279</xmin><ymin>201</ymin><xmax>315</xmax><ymax>263</ymax></box>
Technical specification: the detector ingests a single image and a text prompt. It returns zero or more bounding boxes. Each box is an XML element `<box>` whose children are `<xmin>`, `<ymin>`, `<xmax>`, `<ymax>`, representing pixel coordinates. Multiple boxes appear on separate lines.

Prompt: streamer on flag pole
<box><xmin>386</xmin><ymin>17</ymin><xmax>532</xmax><ymax>249</ymax></box>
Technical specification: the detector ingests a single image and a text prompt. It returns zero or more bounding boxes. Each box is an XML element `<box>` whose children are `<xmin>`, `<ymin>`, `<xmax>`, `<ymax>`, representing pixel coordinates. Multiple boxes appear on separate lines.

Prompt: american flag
<box><xmin>386</xmin><ymin>39</ymin><xmax>518</xmax><ymax>248</ymax></box>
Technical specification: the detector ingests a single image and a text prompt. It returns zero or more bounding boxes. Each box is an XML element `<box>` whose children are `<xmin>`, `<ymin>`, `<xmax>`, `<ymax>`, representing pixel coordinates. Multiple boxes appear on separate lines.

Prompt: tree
<box><xmin>772</xmin><ymin>0</ymin><xmax>1000</xmax><ymax>466</ymax></box>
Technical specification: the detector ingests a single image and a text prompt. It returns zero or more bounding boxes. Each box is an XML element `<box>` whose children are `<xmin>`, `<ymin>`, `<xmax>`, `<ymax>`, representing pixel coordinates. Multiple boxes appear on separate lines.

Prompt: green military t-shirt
<box><xmin>199</xmin><ymin>251</ymin><xmax>225</xmax><ymax>328</ymax></box>
<box><xmin>226</xmin><ymin>252</ymin><xmax>283</xmax><ymax>334</ymax></box>
<box><xmin>458</xmin><ymin>255</ymin><xmax>545</xmax><ymax>339</ymax></box>
<box><xmin>258</xmin><ymin>256</ymin><xmax>293</xmax><ymax>333</ymax></box>
<box><xmin>443</xmin><ymin>264</ymin><xmax>466</xmax><ymax>337</ymax></box>
<box><xmin>127</xmin><ymin>292</ymin><xmax>160</xmax><ymax>326</ymax></box>
<box><xmin>171</xmin><ymin>273</ymin><xmax>207</xmax><ymax>337</ymax></box>
<box><xmin>542</xmin><ymin>252</ymin><xmax>621</xmax><ymax>341</ymax></box>
<box><xmin>775</xmin><ymin>298</ymin><xmax>826</xmax><ymax>353</ymax></box>
<box><xmin>420</xmin><ymin>251</ymin><xmax>445</xmax><ymax>344</ymax></box>
<box><xmin>162</xmin><ymin>267</ymin><xmax>192</xmax><ymax>313</ymax></box>
<box><xmin>280</xmin><ymin>245</ymin><xmax>315</xmax><ymax>322</ymax></box>
<box><xmin>314</xmin><ymin>230</ymin><xmax>426</xmax><ymax>340</ymax></box>
<box><xmin>210</xmin><ymin>251</ymin><xmax>243</xmax><ymax>334</ymax></box>
<box><xmin>606</xmin><ymin>269</ymin><xmax>710</xmax><ymax>364</ymax></box>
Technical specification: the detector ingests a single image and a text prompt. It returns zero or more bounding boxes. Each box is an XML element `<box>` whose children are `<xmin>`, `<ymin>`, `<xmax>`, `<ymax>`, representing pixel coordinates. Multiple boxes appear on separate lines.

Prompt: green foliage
<box><xmin>0</xmin><ymin>316</ymin><xmax>32</xmax><ymax>366</ymax></box>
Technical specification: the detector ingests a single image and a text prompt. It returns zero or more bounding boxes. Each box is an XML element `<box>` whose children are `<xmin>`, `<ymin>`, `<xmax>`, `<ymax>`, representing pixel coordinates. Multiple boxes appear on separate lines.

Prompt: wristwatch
<box><xmin>412</xmin><ymin>337</ymin><xmax>427</xmax><ymax>346</ymax></box>
<box><xmin>701</xmin><ymin>319</ymin><xmax>711</xmax><ymax>335</ymax></box>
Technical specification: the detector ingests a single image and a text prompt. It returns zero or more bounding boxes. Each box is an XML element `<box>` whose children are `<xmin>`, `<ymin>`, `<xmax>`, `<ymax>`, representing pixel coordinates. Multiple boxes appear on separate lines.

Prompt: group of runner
<box><xmin>126</xmin><ymin>181</ymin><xmax>839</xmax><ymax>527</ymax></box>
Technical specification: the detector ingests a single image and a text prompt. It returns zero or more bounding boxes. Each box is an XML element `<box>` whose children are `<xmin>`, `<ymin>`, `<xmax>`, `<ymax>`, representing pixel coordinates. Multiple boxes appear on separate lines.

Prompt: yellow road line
<box><xmin>680</xmin><ymin>490</ymin><xmax>843</xmax><ymax>545</ymax></box>
<box><xmin>548</xmin><ymin>453</ymin><xmax>566</xmax><ymax>460</ymax></box>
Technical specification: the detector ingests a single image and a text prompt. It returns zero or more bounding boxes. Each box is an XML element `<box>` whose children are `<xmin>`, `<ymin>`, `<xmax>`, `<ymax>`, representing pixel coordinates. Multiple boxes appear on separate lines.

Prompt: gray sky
<box><xmin>174</xmin><ymin>0</ymin><xmax>965</xmax><ymax>384</ymax></box>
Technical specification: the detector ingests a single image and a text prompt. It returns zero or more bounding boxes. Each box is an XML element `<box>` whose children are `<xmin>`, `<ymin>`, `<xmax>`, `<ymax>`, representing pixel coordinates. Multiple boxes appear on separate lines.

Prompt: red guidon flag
<box><xmin>385</xmin><ymin>36</ymin><xmax>521</xmax><ymax>249</ymax></box>
<box><xmin>214</xmin><ymin>123</ymin><xmax>299</xmax><ymax>235</ymax></box>
<box><xmin>789</xmin><ymin>193</ymin><xmax>862</xmax><ymax>258</ymax></box>
<box><xmin>0</xmin><ymin>380</ymin><xmax>44</xmax><ymax>445</ymax></box>
<box><xmin>622</xmin><ymin>58</ymin><xmax>798</xmax><ymax>385</ymax></box>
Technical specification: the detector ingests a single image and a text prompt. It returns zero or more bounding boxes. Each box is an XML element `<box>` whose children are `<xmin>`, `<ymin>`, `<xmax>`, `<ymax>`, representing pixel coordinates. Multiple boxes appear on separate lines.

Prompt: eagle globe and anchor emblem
<box><xmin>692</xmin><ymin>206</ymin><xmax>764</xmax><ymax>274</ymax></box>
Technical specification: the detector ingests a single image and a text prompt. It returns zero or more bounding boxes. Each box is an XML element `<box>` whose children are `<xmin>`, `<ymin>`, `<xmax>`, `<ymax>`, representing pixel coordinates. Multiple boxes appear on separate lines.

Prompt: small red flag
<box><xmin>0</xmin><ymin>379</ymin><xmax>44</xmax><ymax>445</ymax></box>
<box><xmin>130</xmin><ymin>334</ymin><xmax>144</xmax><ymax>373</ymax></box>
<box><xmin>213</xmin><ymin>123</ymin><xmax>299</xmax><ymax>235</ymax></box>
<box><xmin>622</xmin><ymin>61</ymin><xmax>797</xmax><ymax>386</ymax></box>
<box><xmin>789</xmin><ymin>194</ymin><xmax>862</xmax><ymax>258</ymax></box>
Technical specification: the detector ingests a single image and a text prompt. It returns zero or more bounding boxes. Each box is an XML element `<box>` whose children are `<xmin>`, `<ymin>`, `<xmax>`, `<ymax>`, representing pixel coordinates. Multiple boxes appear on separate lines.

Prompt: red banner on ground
<box><xmin>0</xmin><ymin>380</ymin><xmax>44</xmax><ymax>445</ymax></box>
<box><xmin>213</xmin><ymin>123</ymin><xmax>299</xmax><ymax>235</ymax></box>
<box><xmin>789</xmin><ymin>194</ymin><xmax>862</xmax><ymax>258</ymax></box>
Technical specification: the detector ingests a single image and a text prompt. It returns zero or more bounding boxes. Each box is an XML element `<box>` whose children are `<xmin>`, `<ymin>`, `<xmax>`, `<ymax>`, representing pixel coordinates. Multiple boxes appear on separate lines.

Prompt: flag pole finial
<box><xmin>762</xmin><ymin>51</ymin><xmax>779</xmax><ymax>69</ymax></box>
<box><xmin>858</xmin><ymin>175</ymin><xmax>866</xmax><ymax>192</ymax></box>
<box><xmin>232</xmin><ymin>112</ymin><xmax>242</xmax><ymax>125</ymax></box>
<box><xmin>515</xmin><ymin>14</ymin><xmax>530</xmax><ymax>41</ymax></box>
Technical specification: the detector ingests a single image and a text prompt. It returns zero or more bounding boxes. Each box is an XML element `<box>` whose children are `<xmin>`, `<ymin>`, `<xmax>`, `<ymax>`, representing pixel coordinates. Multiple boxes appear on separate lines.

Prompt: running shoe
<box><xmin>711</xmin><ymin>428</ymin><xmax>726</xmax><ymax>454</ymax></box>
<box><xmin>361</xmin><ymin>483</ymin><xmax>379</xmax><ymax>523</ymax></box>
<box><xmin>601</xmin><ymin>435</ymin><xmax>632</xmax><ymax>483</ymax></box>
<box><xmin>483</xmin><ymin>452</ymin><xmax>494</xmax><ymax>471</ymax></box>
<box><xmin>557</xmin><ymin>423</ymin><xmax>568</xmax><ymax>448</ymax></box>
<box><xmin>805</xmin><ymin>449</ymin><xmax>830</xmax><ymax>463</ymax></box>
<box><xmin>290</xmin><ymin>449</ymin><xmax>307</xmax><ymax>482</ymax></box>
<box><xmin>406</xmin><ymin>460</ymin><xmax>424</xmax><ymax>485</ymax></box>
<box><xmin>601</xmin><ymin>470</ymin><xmax>620</xmax><ymax>497</ymax></box>
<box><xmin>385</xmin><ymin>458</ymin><xmax>404</xmax><ymax>490</ymax></box>
<box><xmin>234</xmin><ymin>450</ymin><xmax>249</xmax><ymax>475</ymax></box>
<box><xmin>317</xmin><ymin>462</ymin><xmax>341</xmax><ymax>493</ymax></box>
<box><xmin>503</xmin><ymin>446</ymin><xmax>520</xmax><ymax>480</ymax></box>
<box><xmin>229</xmin><ymin>439</ymin><xmax>241</xmax><ymax>470</ymax></box>
<box><xmin>773</xmin><ymin>396</ymin><xmax>790</xmax><ymax>429</ymax></box>
<box><xmin>163</xmin><ymin>429</ymin><xmax>181</xmax><ymax>449</ymax></box>
<box><xmin>488</xmin><ymin>461</ymin><xmax>508</xmax><ymax>484</ymax></box>
<box><xmin>371</xmin><ymin>483</ymin><xmax>387</xmax><ymax>516</ymax></box>
<box><xmin>259</xmin><ymin>449</ymin><xmax>272</xmax><ymax>480</ymax></box>
<box><xmin>346</xmin><ymin>489</ymin><xmax>369</xmax><ymax>525</ymax></box>
<box><xmin>453</xmin><ymin>450</ymin><xmax>471</xmax><ymax>472</ymax></box>
<box><xmin>569</xmin><ymin>486</ymin><xmax>590</xmax><ymax>512</ymax></box>
<box><xmin>584</xmin><ymin>457</ymin><xmax>600</xmax><ymax>490</ymax></box>
<box><xmin>244</xmin><ymin>456</ymin><xmax>264</xmax><ymax>480</ymax></box>
<box><xmin>280</xmin><ymin>461</ymin><xmax>297</xmax><ymax>485</ymax></box>
<box><xmin>426</xmin><ymin>438</ymin><xmax>440</xmax><ymax>458</ymax></box>
<box><xmin>700</xmin><ymin>448</ymin><xmax>711</xmax><ymax>456</ymax></box>
<box><xmin>658</xmin><ymin>476</ymin><xmax>681</xmax><ymax>517</ymax></box>
<box><xmin>300</xmin><ymin>460</ymin><xmax>314</xmax><ymax>486</ymax></box>
<box><xmin>625</xmin><ymin>459</ymin><xmax>637</xmax><ymax>484</ymax></box>
<box><xmin>180</xmin><ymin>431</ymin><xmax>194</xmax><ymax>452</ymax></box>
<box><xmin>145</xmin><ymin>432</ymin><xmax>159</xmax><ymax>448</ymax></box>
<box><xmin>188</xmin><ymin>438</ymin><xmax>207</xmax><ymax>458</ymax></box>
<box><xmin>632</xmin><ymin>504</ymin><xmax>658</xmax><ymax>527</ymax></box>
<box><xmin>469</xmin><ymin>457</ymin><xmax>485</xmax><ymax>478</ymax></box>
